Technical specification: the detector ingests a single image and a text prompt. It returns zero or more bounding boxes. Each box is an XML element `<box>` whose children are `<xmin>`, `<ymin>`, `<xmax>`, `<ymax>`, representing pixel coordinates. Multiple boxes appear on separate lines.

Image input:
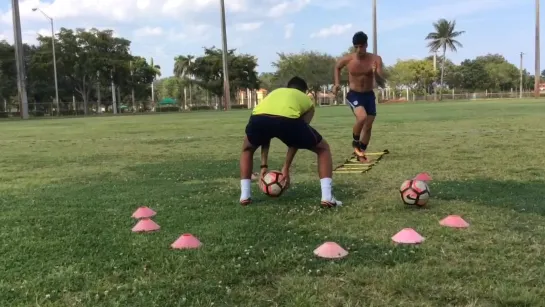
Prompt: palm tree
<box><xmin>425</xmin><ymin>18</ymin><xmax>464</xmax><ymax>100</ymax></box>
<box><xmin>173</xmin><ymin>55</ymin><xmax>195</xmax><ymax>108</ymax></box>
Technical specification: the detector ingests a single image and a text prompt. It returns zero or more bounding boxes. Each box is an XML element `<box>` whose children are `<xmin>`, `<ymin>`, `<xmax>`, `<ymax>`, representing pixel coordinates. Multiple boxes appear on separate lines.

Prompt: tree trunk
<box><xmin>439</xmin><ymin>46</ymin><xmax>446</xmax><ymax>101</ymax></box>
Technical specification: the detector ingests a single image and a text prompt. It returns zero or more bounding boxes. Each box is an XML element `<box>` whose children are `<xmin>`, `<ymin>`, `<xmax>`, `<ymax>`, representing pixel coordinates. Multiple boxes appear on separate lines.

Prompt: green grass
<box><xmin>1</xmin><ymin>99</ymin><xmax>545</xmax><ymax>306</ymax></box>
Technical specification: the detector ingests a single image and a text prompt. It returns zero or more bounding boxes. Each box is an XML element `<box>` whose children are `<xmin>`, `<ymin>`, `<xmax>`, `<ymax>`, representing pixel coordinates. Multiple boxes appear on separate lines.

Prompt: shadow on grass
<box><xmin>431</xmin><ymin>178</ymin><xmax>545</xmax><ymax>215</ymax></box>
<box><xmin>0</xmin><ymin>158</ymin><xmax>422</xmax><ymax>305</ymax></box>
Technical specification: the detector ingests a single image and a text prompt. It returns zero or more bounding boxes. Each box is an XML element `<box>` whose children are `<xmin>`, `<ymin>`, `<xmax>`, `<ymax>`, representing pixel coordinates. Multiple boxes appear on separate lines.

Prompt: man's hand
<box><xmin>259</xmin><ymin>165</ymin><xmax>268</xmax><ymax>180</ymax></box>
<box><xmin>280</xmin><ymin>166</ymin><xmax>290</xmax><ymax>188</ymax></box>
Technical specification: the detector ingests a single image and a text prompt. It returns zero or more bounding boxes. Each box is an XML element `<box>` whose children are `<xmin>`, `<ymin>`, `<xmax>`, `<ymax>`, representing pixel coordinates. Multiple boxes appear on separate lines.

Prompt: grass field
<box><xmin>1</xmin><ymin>99</ymin><xmax>545</xmax><ymax>306</ymax></box>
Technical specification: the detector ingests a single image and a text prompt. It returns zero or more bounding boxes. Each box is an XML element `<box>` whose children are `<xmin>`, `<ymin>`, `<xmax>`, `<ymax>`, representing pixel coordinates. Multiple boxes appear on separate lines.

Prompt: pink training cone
<box><xmin>132</xmin><ymin>218</ymin><xmax>160</xmax><ymax>232</ymax></box>
<box><xmin>392</xmin><ymin>228</ymin><xmax>425</xmax><ymax>244</ymax></box>
<box><xmin>171</xmin><ymin>233</ymin><xmax>202</xmax><ymax>249</ymax></box>
<box><xmin>440</xmin><ymin>215</ymin><xmax>469</xmax><ymax>228</ymax></box>
<box><xmin>132</xmin><ymin>206</ymin><xmax>156</xmax><ymax>219</ymax></box>
<box><xmin>414</xmin><ymin>172</ymin><xmax>432</xmax><ymax>182</ymax></box>
<box><xmin>313</xmin><ymin>242</ymin><xmax>349</xmax><ymax>259</ymax></box>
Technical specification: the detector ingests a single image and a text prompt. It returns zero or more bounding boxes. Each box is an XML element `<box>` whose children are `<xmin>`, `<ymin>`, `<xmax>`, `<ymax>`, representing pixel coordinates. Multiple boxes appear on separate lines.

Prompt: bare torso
<box><xmin>346</xmin><ymin>53</ymin><xmax>378</xmax><ymax>92</ymax></box>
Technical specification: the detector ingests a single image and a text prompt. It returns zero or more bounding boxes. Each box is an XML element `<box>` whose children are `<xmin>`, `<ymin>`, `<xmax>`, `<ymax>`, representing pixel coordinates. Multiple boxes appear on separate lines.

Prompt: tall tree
<box><xmin>188</xmin><ymin>47</ymin><xmax>260</xmax><ymax>101</ymax></box>
<box><xmin>173</xmin><ymin>55</ymin><xmax>194</xmax><ymax>106</ymax></box>
<box><xmin>425</xmin><ymin>19</ymin><xmax>465</xmax><ymax>100</ymax></box>
<box><xmin>387</xmin><ymin>59</ymin><xmax>436</xmax><ymax>94</ymax></box>
<box><xmin>272</xmin><ymin>51</ymin><xmax>335</xmax><ymax>101</ymax></box>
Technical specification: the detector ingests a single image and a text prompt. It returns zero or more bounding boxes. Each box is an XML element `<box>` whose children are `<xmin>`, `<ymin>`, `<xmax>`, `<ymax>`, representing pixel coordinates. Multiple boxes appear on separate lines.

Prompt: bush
<box><xmin>155</xmin><ymin>106</ymin><xmax>180</xmax><ymax>112</ymax></box>
<box><xmin>190</xmin><ymin>105</ymin><xmax>214</xmax><ymax>111</ymax></box>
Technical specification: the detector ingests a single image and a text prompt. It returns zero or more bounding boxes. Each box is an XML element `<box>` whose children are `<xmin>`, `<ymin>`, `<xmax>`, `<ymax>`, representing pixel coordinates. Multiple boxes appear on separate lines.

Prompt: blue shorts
<box><xmin>345</xmin><ymin>90</ymin><xmax>377</xmax><ymax>116</ymax></box>
<box><xmin>245</xmin><ymin>115</ymin><xmax>323</xmax><ymax>150</ymax></box>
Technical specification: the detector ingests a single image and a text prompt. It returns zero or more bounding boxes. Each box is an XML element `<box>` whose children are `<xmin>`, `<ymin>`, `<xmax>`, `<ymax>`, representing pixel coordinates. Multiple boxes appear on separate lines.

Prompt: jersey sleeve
<box><xmin>298</xmin><ymin>93</ymin><xmax>315</xmax><ymax>114</ymax></box>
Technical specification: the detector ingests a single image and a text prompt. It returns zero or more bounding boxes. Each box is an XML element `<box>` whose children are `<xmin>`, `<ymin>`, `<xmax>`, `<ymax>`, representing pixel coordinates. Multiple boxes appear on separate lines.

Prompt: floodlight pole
<box><xmin>33</xmin><ymin>8</ymin><xmax>59</xmax><ymax>115</ymax></box>
<box><xmin>220</xmin><ymin>0</ymin><xmax>231</xmax><ymax>110</ymax></box>
<box><xmin>11</xmin><ymin>0</ymin><xmax>29</xmax><ymax>119</ymax></box>
<box><xmin>372</xmin><ymin>0</ymin><xmax>377</xmax><ymax>54</ymax></box>
<box><xmin>520</xmin><ymin>52</ymin><xmax>524</xmax><ymax>98</ymax></box>
<box><xmin>535</xmin><ymin>0</ymin><xmax>541</xmax><ymax>98</ymax></box>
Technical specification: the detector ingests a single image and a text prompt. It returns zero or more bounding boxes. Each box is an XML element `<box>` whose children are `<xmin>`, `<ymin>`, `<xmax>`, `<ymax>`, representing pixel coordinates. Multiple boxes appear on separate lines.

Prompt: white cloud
<box><xmin>234</xmin><ymin>22</ymin><xmax>263</xmax><ymax>32</ymax></box>
<box><xmin>0</xmin><ymin>0</ymin><xmax>251</xmax><ymax>25</ymax></box>
<box><xmin>134</xmin><ymin>26</ymin><xmax>163</xmax><ymax>37</ymax></box>
<box><xmin>380</xmin><ymin>0</ymin><xmax>523</xmax><ymax>32</ymax></box>
<box><xmin>267</xmin><ymin>0</ymin><xmax>310</xmax><ymax>18</ymax></box>
<box><xmin>284</xmin><ymin>23</ymin><xmax>294</xmax><ymax>39</ymax></box>
<box><xmin>310</xmin><ymin>23</ymin><xmax>352</xmax><ymax>38</ymax></box>
<box><xmin>167</xmin><ymin>24</ymin><xmax>213</xmax><ymax>42</ymax></box>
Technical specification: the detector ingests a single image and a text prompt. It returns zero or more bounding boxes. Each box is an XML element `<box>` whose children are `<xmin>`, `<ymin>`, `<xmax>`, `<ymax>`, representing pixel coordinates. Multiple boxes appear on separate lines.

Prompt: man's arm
<box><xmin>260</xmin><ymin>140</ymin><xmax>270</xmax><ymax>167</ymax></box>
<box><xmin>334</xmin><ymin>55</ymin><xmax>350</xmax><ymax>87</ymax></box>
<box><xmin>282</xmin><ymin>147</ymin><xmax>298</xmax><ymax>172</ymax></box>
<box><xmin>374</xmin><ymin>55</ymin><xmax>386</xmax><ymax>88</ymax></box>
<box><xmin>300</xmin><ymin>105</ymin><xmax>315</xmax><ymax>124</ymax></box>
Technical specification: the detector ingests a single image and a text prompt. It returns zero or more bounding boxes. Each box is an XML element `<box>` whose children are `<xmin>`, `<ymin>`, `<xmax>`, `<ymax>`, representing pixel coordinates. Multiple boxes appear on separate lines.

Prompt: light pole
<box><xmin>32</xmin><ymin>7</ymin><xmax>60</xmax><ymax>116</ymax></box>
<box><xmin>11</xmin><ymin>0</ymin><xmax>29</xmax><ymax>119</ymax></box>
<box><xmin>535</xmin><ymin>0</ymin><xmax>540</xmax><ymax>98</ymax></box>
<box><xmin>520</xmin><ymin>52</ymin><xmax>524</xmax><ymax>98</ymax></box>
<box><xmin>372</xmin><ymin>0</ymin><xmax>377</xmax><ymax>54</ymax></box>
<box><xmin>220</xmin><ymin>0</ymin><xmax>231</xmax><ymax>110</ymax></box>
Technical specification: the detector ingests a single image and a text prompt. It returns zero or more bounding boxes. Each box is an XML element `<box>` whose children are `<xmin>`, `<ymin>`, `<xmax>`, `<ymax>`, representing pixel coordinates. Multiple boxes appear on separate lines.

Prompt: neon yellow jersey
<box><xmin>252</xmin><ymin>88</ymin><xmax>314</xmax><ymax>119</ymax></box>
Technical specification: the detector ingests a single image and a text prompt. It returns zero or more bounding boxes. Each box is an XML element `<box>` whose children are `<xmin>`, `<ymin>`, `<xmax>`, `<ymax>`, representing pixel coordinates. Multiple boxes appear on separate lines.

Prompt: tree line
<box><xmin>0</xmin><ymin>19</ymin><xmax>541</xmax><ymax>116</ymax></box>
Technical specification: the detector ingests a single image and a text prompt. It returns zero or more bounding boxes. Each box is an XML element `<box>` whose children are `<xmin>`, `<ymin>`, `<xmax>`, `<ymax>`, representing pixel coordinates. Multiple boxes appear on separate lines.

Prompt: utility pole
<box><xmin>220</xmin><ymin>0</ymin><xmax>231</xmax><ymax>110</ymax></box>
<box><xmin>535</xmin><ymin>0</ymin><xmax>541</xmax><ymax>98</ymax></box>
<box><xmin>372</xmin><ymin>0</ymin><xmax>377</xmax><ymax>54</ymax></box>
<box><xmin>11</xmin><ymin>0</ymin><xmax>29</xmax><ymax>119</ymax></box>
<box><xmin>520</xmin><ymin>52</ymin><xmax>524</xmax><ymax>98</ymax></box>
<box><xmin>32</xmin><ymin>8</ymin><xmax>59</xmax><ymax>116</ymax></box>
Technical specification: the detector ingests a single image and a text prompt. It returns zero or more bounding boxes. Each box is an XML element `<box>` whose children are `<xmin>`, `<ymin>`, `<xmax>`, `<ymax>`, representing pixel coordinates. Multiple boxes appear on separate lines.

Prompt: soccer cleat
<box><xmin>240</xmin><ymin>198</ymin><xmax>252</xmax><ymax>206</ymax></box>
<box><xmin>353</xmin><ymin>148</ymin><xmax>369</xmax><ymax>163</ymax></box>
<box><xmin>321</xmin><ymin>196</ymin><xmax>343</xmax><ymax>208</ymax></box>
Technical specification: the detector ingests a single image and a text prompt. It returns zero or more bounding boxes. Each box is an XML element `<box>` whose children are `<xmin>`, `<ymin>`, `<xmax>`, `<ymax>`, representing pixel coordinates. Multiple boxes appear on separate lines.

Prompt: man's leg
<box><xmin>310</xmin><ymin>139</ymin><xmax>342</xmax><ymax>207</ymax></box>
<box><xmin>240</xmin><ymin>115</ymin><xmax>269</xmax><ymax>205</ymax></box>
<box><xmin>352</xmin><ymin>107</ymin><xmax>368</xmax><ymax>158</ymax></box>
<box><xmin>360</xmin><ymin>115</ymin><xmax>375</xmax><ymax>151</ymax></box>
<box><xmin>359</xmin><ymin>91</ymin><xmax>377</xmax><ymax>154</ymax></box>
<box><xmin>345</xmin><ymin>91</ymin><xmax>368</xmax><ymax>158</ymax></box>
<box><xmin>239</xmin><ymin>136</ymin><xmax>258</xmax><ymax>205</ymax></box>
<box><xmin>279</xmin><ymin>119</ymin><xmax>342</xmax><ymax>207</ymax></box>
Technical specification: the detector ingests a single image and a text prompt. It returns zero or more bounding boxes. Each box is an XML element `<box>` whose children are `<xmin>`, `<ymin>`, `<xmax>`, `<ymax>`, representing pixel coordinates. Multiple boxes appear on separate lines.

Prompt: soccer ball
<box><xmin>260</xmin><ymin>171</ymin><xmax>287</xmax><ymax>197</ymax></box>
<box><xmin>399</xmin><ymin>179</ymin><xmax>430</xmax><ymax>206</ymax></box>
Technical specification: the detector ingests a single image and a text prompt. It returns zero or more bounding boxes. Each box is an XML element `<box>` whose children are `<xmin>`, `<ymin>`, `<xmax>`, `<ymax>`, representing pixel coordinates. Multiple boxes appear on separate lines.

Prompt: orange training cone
<box><xmin>171</xmin><ymin>233</ymin><xmax>202</xmax><ymax>249</ymax></box>
<box><xmin>132</xmin><ymin>218</ymin><xmax>160</xmax><ymax>232</ymax></box>
<box><xmin>414</xmin><ymin>172</ymin><xmax>432</xmax><ymax>182</ymax></box>
<box><xmin>132</xmin><ymin>206</ymin><xmax>156</xmax><ymax>219</ymax></box>
<box><xmin>313</xmin><ymin>242</ymin><xmax>348</xmax><ymax>259</ymax></box>
<box><xmin>439</xmin><ymin>215</ymin><xmax>469</xmax><ymax>228</ymax></box>
<box><xmin>392</xmin><ymin>228</ymin><xmax>425</xmax><ymax>244</ymax></box>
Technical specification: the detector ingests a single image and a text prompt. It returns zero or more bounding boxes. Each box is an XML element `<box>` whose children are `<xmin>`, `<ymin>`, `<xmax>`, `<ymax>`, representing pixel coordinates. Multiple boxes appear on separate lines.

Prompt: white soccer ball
<box><xmin>399</xmin><ymin>179</ymin><xmax>430</xmax><ymax>206</ymax></box>
<box><xmin>260</xmin><ymin>171</ymin><xmax>287</xmax><ymax>197</ymax></box>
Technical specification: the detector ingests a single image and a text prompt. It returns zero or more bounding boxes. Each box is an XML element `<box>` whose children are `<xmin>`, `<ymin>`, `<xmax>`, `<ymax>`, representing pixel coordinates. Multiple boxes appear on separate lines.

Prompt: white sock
<box><xmin>240</xmin><ymin>179</ymin><xmax>251</xmax><ymax>200</ymax></box>
<box><xmin>320</xmin><ymin>178</ymin><xmax>332</xmax><ymax>201</ymax></box>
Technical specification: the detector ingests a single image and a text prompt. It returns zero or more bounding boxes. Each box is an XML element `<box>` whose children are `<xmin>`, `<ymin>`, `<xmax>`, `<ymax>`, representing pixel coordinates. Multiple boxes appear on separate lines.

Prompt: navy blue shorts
<box><xmin>245</xmin><ymin>115</ymin><xmax>323</xmax><ymax>150</ymax></box>
<box><xmin>345</xmin><ymin>90</ymin><xmax>377</xmax><ymax>116</ymax></box>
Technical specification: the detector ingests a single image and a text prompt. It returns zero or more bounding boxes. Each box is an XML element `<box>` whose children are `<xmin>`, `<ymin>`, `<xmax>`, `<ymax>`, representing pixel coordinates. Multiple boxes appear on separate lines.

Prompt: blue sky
<box><xmin>0</xmin><ymin>0</ymin><xmax>541</xmax><ymax>77</ymax></box>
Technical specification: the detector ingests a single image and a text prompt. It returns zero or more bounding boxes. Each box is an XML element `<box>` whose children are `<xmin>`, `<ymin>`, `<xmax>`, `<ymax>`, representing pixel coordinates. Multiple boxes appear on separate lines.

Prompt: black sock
<box><xmin>360</xmin><ymin>143</ymin><xmax>368</xmax><ymax>151</ymax></box>
<box><xmin>353</xmin><ymin>134</ymin><xmax>360</xmax><ymax>142</ymax></box>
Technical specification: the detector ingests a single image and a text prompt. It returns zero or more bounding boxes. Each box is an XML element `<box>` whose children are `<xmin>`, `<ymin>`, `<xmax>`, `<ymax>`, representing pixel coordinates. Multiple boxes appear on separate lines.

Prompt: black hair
<box><xmin>352</xmin><ymin>31</ymin><xmax>368</xmax><ymax>45</ymax></box>
<box><xmin>286</xmin><ymin>76</ymin><xmax>308</xmax><ymax>92</ymax></box>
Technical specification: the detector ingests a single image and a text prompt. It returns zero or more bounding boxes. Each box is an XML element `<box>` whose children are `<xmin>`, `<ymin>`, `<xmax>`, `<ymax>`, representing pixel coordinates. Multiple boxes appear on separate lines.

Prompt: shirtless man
<box><xmin>332</xmin><ymin>31</ymin><xmax>385</xmax><ymax>162</ymax></box>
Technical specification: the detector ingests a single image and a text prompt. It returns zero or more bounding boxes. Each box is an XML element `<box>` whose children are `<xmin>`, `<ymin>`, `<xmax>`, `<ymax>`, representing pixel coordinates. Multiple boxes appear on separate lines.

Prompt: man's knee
<box><xmin>313</xmin><ymin>139</ymin><xmax>330</xmax><ymax>154</ymax></box>
<box><xmin>363</xmin><ymin>115</ymin><xmax>376</xmax><ymax>131</ymax></box>
<box><xmin>354</xmin><ymin>107</ymin><xmax>367</xmax><ymax>124</ymax></box>
<box><xmin>241</xmin><ymin>136</ymin><xmax>258</xmax><ymax>152</ymax></box>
